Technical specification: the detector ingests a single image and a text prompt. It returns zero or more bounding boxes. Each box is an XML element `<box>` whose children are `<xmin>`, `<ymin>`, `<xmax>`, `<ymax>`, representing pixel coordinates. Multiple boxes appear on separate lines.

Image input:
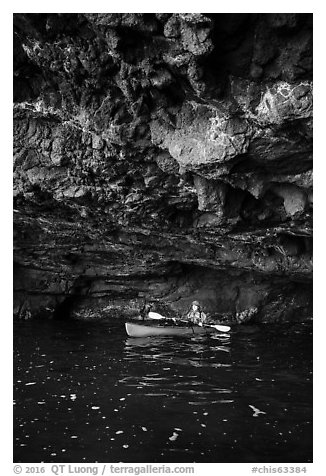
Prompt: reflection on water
<box><xmin>14</xmin><ymin>319</ymin><xmax>312</xmax><ymax>463</ymax></box>
<box><xmin>121</xmin><ymin>334</ymin><xmax>232</xmax><ymax>406</ymax></box>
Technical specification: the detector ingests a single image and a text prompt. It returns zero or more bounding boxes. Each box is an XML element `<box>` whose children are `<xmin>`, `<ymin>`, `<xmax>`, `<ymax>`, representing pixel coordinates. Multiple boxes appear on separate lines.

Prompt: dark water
<box><xmin>14</xmin><ymin>319</ymin><xmax>312</xmax><ymax>463</ymax></box>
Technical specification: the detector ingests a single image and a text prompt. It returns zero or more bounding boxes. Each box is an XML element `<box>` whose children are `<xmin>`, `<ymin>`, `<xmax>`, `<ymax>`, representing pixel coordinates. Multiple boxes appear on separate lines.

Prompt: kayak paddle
<box><xmin>147</xmin><ymin>311</ymin><xmax>231</xmax><ymax>333</ymax></box>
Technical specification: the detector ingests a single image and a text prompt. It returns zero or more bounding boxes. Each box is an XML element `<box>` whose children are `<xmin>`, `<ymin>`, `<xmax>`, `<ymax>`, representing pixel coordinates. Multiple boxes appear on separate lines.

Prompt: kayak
<box><xmin>125</xmin><ymin>322</ymin><xmax>217</xmax><ymax>338</ymax></box>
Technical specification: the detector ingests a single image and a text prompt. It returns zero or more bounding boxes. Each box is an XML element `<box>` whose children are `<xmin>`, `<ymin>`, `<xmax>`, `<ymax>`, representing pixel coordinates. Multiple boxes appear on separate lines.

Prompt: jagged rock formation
<box><xmin>13</xmin><ymin>13</ymin><xmax>313</xmax><ymax>323</ymax></box>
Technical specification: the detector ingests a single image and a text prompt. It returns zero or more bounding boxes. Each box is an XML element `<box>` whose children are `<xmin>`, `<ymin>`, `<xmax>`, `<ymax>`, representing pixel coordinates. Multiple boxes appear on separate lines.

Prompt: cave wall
<box><xmin>13</xmin><ymin>13</ymin><xmax>313</xmax><ymax>323</ymax></box>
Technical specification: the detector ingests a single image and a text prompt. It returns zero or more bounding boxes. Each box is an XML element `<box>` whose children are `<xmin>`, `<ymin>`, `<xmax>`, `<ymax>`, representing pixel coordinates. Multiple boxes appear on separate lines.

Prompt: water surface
<box><xmin>14</xmin><ymin>319</ymin><xmax>312</xmax><ymax>462</ymax></box>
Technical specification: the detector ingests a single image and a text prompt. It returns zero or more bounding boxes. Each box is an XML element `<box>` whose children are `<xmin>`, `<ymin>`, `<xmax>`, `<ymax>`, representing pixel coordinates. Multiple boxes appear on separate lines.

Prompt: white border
<box><xmin>3</xmin><ymin>2</ymin><xmax>321</xmax><ymax>475</ymax></box>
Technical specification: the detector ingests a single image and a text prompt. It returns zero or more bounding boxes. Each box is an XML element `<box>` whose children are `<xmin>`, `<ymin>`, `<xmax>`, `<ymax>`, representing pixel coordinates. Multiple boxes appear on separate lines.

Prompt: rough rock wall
<box><xmin>13</xmin><ymin>13</ymin><xmax>313</xmax><ymax>323</ymax></box>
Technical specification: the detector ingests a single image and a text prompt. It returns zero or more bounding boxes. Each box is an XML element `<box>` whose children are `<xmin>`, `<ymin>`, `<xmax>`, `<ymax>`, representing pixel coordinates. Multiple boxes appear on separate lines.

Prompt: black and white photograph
<box><xmin>12</xmin><ymin>5</ymin><xmax>314</xmax><ymax>469</ymax></box>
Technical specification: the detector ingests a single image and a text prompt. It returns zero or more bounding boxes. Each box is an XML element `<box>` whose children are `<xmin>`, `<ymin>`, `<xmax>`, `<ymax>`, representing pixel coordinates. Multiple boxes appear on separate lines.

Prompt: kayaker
<box><xmin>140</xmin><ymin>302</ymin><xmax>153</xmax><ymax>320</ymax></box>
<box><xmin>185</xmin><ymin>301</ymin><xmax>207</xmax><ymax>326</ymax></box>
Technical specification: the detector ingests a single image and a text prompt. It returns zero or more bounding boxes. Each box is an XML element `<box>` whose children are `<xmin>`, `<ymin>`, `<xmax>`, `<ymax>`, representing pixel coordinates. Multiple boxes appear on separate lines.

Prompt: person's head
<box><xmin>191</xmin><ymin>300</ymin><xmax>201</xmax><ymax>312</ymax></box>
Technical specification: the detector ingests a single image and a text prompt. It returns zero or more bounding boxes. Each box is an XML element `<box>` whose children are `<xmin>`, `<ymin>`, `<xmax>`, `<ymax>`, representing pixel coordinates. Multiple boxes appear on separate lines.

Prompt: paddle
<box><xmin>148</xmin><ymin>311</ymin><xmax>231</xmax><ymax>333</ymax></box>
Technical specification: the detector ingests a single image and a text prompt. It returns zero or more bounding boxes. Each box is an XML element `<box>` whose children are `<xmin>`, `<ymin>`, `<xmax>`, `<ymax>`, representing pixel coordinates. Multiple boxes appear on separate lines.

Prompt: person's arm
<box><xmin>186</xmin><ymin>311</ymin><xmax>194</xmax><ymax>323</ymax></box>
<box><xmin>199</xmin><ymin>311</ymin><xmax>207</xmax><ymax>324</ymax></box>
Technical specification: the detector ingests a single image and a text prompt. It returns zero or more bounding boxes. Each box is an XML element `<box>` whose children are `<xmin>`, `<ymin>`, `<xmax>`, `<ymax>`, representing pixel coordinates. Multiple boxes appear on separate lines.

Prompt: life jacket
<box><xmin>187</xmin><ymin>310</ymin><xmax>206</xmax><ymax>324</ymax></box>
